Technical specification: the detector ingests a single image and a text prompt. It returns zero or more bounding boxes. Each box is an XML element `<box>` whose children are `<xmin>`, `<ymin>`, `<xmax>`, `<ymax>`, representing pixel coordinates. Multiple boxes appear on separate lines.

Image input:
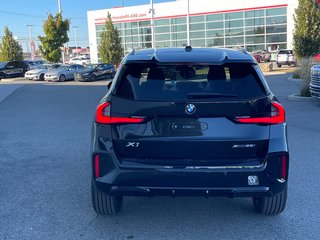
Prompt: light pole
<box><xmin>26</xmin><ymin>25</ymin><xmax>34</xmax><ymax>60</ymax></box>
<box><xmin>149</xmin><ymin>0</ymin><xmax>155</xmax><ymax>48</ymax></box>
<box><xmin>57</xmin><ymin>0</ymin><xmax>65</xmax><ymax>63</ymax></box>
<box><xmin>187</xmin><ymin>0</ymin><xmax>190</xmax><ymax>46</ymax></box>
<box><xmin>73</xmin><ymin>26</ymin><xmax>79</xmax><ymax>55</ymax></box>
<box><xmin>58</xmin><ymin>0</ymin><xmax>61</xmax><ymax>13</ymax></box>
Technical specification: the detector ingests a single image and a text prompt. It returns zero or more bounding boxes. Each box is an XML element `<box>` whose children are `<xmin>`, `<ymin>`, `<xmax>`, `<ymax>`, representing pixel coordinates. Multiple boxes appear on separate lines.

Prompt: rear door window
<box><xmin>115</xmin><ymin>63</ymin><xmax>266</xmax><ymax>101</ymax></box>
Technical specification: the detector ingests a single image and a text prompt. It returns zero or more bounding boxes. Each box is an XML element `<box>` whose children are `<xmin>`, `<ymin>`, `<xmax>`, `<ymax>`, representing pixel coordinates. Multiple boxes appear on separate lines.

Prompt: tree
<box><xmin>98</xmin><ymin>13</ymin><xmax>123</xmax><ymax>65</ymax></box>
<box><xmin>0</xmin><ymin>26</ymin><xmax>23</xmax><ymax>62</ymax></box>
<box><xmin>38</xmin><ymin>13</ymin><xmax>70</xmax><ymax>62</ymax></box>
<box><xmin>293</xmin><ymin>0</ymin><xmax>320</xmax><ymax>58</ymax></box>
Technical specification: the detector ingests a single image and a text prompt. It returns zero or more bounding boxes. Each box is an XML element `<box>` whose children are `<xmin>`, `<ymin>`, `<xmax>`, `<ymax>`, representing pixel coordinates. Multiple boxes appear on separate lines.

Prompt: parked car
<box><xmin>91</xmin><ymin>47</ymin><xmax>289</xmax><ymax>215</ymax></box>
<box><xmin>44</xmin><ymin>64</ymin><xmax>84</xmax><ymax>82</ymax></box>
<box><xmin>276</xmin><ymin>49</ymin><xmax>297</xmax><ymax>67</ymax></box>
<box><xmin>251</xmin><ymin>52</ymin><xmax>262</xmax><ymax>63</ymax></box>
<box><xmin>0</xmin><ymin>61</ymin><xmax>30</xmax><ymax>80</ymax></box>
<box><xmin>25</xmin><ymin>63</ymin><xmax>61</xmax><ymax>81</ymax></box>
<box><xmin>68</xmin><ymin>56</ymin><xmax>91</xmax><ymax>66</ymax></box>
<box><xmin>261</xmin><ymin>50</ymin><xmax>271</xmax><ymax>62</ymax></box>
<box><xmin>310</xmin><ymin>65</ymin><xmax>320</xmax><ymax>99</ymax></box>
<box><xmin>74</xmin><ymin>63</ymin><xmax>116</xmax><ymax>82</ymax></box>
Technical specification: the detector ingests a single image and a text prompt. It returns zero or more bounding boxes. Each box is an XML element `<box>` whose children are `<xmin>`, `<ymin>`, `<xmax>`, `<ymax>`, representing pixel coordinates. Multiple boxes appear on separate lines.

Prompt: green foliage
<box><xmin>299</xmin><ymin>57</ymin><xmax>313</xmax><ymax>96</ymax></box>
<box><xmin>0</xmin><ymin>26</ymin><xmax>23</xmax><ymax>61</ymax></box>
<box><xmin>98</xmin><ymin>13</ymin><xmax>123</xmax><ymax>65</ymax></box>
<box><xmin>38</xmin><ymin>13</ymin><xmax>70</xmax><ymax>62</ymax></box>
<box><xmin>293</xmin><ymin>0</ymin><xmax>320</xmax><ymax>58</ymax></box>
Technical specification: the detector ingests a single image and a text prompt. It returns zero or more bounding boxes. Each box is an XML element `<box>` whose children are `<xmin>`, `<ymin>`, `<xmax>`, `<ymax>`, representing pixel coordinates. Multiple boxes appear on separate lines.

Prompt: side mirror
<box><xmin>107</xmin><ymin>81</ymin><xmax>112</xmax><ymax>90</ymax></box>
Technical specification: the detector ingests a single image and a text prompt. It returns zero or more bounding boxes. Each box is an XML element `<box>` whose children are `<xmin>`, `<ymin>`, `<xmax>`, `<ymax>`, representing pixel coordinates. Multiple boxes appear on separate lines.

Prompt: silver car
<box><xmin>25</xmin><ymin>64</ymin><xmax>61</xmax><ymax>81</ymax></box>
<box><xmin>44</xmin><ymin>64</ymin><xmax>84</xmax><ymax>82</ymax></box>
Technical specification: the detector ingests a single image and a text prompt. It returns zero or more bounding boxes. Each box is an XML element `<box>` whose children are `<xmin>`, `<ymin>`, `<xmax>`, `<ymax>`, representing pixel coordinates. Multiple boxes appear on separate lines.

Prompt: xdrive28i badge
<box><xmin>185</xmin><ymin>104</ymin><xmax>196</xmax><ymax>114</ymax></box>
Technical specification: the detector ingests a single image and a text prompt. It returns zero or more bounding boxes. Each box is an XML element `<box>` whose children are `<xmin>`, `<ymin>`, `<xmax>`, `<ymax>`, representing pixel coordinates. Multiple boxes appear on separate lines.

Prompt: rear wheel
<box><xmin>91</xmin><ymin>181</ymin><xmax>123</xmax><ymax>215</ymax></box>
<box><xmin>253</xmin><ymin>185</ymin><xmax>287</xmax><ymax>215</ymax></box>
<box><xmin>89</xmin><ymin>74</ymin><xmax>96</xmax><ymax>82</ymax></box>
<box><xmin>59</xmin><ymin>74</ymin><xmax>66</xmax><ymax>82</ymax></box>
<box><xmin>277</xmin><ymin>64</ymin><xmax>282</xmax><ymax>68</ymax></box>
<box><xmin>40</xmin><ymin>73</ymin><xmax>45</xmax><ymax>81</ymax></box>
<box><xmin>0</xmin><ymin>73</ymin><xmax>4</xmax><ymax>80</ymax></box>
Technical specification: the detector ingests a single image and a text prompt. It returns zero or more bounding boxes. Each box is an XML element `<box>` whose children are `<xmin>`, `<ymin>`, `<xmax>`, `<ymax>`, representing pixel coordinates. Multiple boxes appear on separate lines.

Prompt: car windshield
<box><xmin>57</xmin><ymin>65</ymin><xmax>69</xmax><ymax>70</ymax></box>
<box><xmin>0</xmin><ymin>62</ymin><xmax>7</xmax><ymax>68</ymax></box>
<box><xmin>116</xmin><ymin>63</ymin><xmax>266</xmax><ymax>101</ymax></box>
<box><xmin>86</xmin><ymin>64</ymin><xmax>97</xmax><ymax>69</ymax></box>
<box><xmin>37</xmin><ymin>65</ymin><xmax>48</xmax><ymax>69</ymax></box>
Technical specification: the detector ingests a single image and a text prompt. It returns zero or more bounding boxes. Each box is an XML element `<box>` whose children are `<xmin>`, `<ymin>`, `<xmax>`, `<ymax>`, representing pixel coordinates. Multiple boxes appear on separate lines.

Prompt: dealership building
<box><xmin>87</xmin><ymin>0</ymin><xmax>298</xmax><ymax>63</ymax></box>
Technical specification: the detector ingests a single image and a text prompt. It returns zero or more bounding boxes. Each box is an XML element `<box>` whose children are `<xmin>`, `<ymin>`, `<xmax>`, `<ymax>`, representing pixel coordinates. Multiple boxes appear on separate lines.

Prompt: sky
<box><xmin>0</xmin><ymin>0</ymin><xmax>172</xmax><ymax>50</ymax></box>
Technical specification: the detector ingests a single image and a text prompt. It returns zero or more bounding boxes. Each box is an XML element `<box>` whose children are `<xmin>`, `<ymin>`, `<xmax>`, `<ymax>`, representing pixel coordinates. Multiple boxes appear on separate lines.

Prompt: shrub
<box><xmin>299</xmin><ymin>57</ymin><xmax>312</xmax><ymax>97</ymax></box>
<box><xmin>292</xmin><ymin>69</ymin><xmax>301</xmax><ymax>79</ymax></box>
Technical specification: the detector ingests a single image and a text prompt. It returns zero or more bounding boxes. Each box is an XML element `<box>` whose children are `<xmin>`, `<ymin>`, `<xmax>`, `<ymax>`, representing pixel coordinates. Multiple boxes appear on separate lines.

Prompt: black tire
<box><xmin>253</xmin><ymin>185</ymin><xmax>287</xmax><ymax>215</ymax></box>
<box><xmin>277</xmin><ymin>64</ymin><xmax>282</xmax><ymax>68</ymax></box>
<box><xmin>40</xmin><ymin>73</ymin><xmax>45</xmax><ymax>81</ymax></box>
<box><xmin>89</xmin><ymin>74</ymin><xmax>96</xmax><ymax>82</ymax></box>
<box><xmin>0</xmin><ymin>73</ymin><xmax>4</xmax><ymax>80</ymax></box>
<box><xmin>91</xmin><ymin>181</ymin><xmax>123</xmax><ymax>215</ymax></box>
<box><xmin>59</xmin><ymin>74</ymin><xmax>66</xmax><ymax>82</ymax></box>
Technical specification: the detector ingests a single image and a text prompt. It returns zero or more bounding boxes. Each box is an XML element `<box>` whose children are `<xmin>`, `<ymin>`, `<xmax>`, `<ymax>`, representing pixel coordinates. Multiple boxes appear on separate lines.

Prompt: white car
<box><xmin>25</xmin><ymin>64</ymin><xmax>61</xmax><ymax>81</ymax></box>
<box><xmin>276</xmin><ymin>50</ymin><xmax>297</xmax><ymax>67</ymax></box>
<box><xmin>44</xmin><ymin>64</ymin><xmax>84</xmax><ymax>82</ymax></box>
<box><xmin>68</xmin><ymin>56</ymin><xmax>91</xmax><ymax>66</ymax></box>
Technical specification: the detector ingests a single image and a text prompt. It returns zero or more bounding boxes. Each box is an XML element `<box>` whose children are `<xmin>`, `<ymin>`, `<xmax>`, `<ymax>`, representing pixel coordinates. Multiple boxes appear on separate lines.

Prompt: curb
<box><xmin>0</xmin><ymin>77</ymin><xmax>25</xmax><ymax>82</ymax></box>
<box><xmin>288</xmin><ymin>93</ymin><xmax>317</xmax><ymax>102</ymax></box>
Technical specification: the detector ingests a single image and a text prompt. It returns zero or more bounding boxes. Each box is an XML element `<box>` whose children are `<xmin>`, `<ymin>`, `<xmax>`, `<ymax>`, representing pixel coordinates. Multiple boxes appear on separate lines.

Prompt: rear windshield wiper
<box><xmin>187</xmin><ymin>93</ymin><xmax>238</xmax><ymax>99</ymax></box>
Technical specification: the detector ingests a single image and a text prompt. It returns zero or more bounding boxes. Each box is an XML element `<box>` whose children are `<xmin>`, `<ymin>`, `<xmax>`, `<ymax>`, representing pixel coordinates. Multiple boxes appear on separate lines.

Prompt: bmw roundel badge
<box><xmin>185</xmin><ymin>104</ymin><xmax>196</xmax><ymax>115</ymax></box>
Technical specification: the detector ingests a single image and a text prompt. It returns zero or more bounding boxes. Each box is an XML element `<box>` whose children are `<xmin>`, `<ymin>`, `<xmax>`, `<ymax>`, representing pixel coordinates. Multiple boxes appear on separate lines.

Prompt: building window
<box><xmin>266</xmin><ymin>7</ymin><xmax>287</xmax><ymax>16</ymax></box>
<box><xmin>206</xmin><ymin>14</ymin><xmax>223</xmax><ymax>21</ymax></box>
<box><xmin>245</xmin><ymin>10</ymin><xmax>264</xmax><ymax>18</ymax></box>
<box><xmin>225</xmin><ymin>12</ymin><xmax>243</xmax><ymax>20</ymax></box>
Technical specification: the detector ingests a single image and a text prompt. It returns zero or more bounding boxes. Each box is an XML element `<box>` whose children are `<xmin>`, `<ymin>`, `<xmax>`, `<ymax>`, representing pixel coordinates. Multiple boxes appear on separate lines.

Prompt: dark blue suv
<box><xmin>91</xmin><ymin>47</ymin><xmax>289</xmax><ymax>215</ymax></box>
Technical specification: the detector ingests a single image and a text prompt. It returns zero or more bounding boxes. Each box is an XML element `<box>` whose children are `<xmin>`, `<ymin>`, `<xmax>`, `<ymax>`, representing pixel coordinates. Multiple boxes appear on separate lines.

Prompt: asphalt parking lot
<box><xmin>0</xmin><ymin>74</ymin><xmax>320</xmax><ymax>240</ymax></box>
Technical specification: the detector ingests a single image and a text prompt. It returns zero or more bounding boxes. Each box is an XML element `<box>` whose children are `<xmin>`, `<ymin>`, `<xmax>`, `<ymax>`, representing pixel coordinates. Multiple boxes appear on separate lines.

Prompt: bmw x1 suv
<box><xmin>91</xmin><ymin>47</ymin><xmax>289</xmax><ymax>215</ymax></box>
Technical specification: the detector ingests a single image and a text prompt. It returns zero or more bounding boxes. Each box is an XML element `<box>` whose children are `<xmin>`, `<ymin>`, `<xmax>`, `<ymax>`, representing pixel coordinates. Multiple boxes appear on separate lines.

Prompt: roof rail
<box><xmin>232</xmin><ymin>46</ymin><xmax>248</xmax><ymax>54</ymax></box>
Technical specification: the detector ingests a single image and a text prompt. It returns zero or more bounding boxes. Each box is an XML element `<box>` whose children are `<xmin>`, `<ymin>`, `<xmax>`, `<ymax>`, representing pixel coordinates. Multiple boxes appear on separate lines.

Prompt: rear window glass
<box><xmin>116</xmin><ymin>63</ymin><xmax>266</xmax><ymax>101</ymax></box>
<box><xmin>278</xmin><ymin>50</ymin><xmax>292</xmax><ymax>54</ymax></box>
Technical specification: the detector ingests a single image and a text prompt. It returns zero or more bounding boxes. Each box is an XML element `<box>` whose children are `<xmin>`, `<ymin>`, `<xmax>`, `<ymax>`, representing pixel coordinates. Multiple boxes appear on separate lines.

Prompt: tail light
<box><xmin>96</xmin><ymin>102</ymin><xmax>144</xmax><ymax>124</ymax></box>
<box><xmin>235</xmin><ymin>101</ymin><xmax>285</xmax><ymax>125</ymax></box>
<box><xmin>94</xmin><ymin>155</ymin><xmax>100</xmax><ymax>178</ymax></box>
<box><xmin>281</xmin><ymin>155</ymin><xmax>287</xmax><ymax>179</ymax></box>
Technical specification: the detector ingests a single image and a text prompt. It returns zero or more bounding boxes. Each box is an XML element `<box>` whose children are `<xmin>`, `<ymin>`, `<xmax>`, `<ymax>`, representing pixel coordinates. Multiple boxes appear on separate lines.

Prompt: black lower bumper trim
<box><xmin>109</xmin><ymin>186</ymin><xmax>271</xmax><ymax>198</ymax></box>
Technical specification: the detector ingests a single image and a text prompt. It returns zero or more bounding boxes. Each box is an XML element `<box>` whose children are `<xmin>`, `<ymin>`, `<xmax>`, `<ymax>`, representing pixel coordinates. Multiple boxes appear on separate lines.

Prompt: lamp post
<box><xmin>149</xmin><ymin>0</ymin><xmax>155</xmax><ymax>48</ymax></box>
<box><xmin>57</xmin><ymin>0</ymin><xmax>65</xmax><ymax>63</ymax></box>
<box><xmin>26</xmin><ymin>25</ymin><xmax>34</xmax><ymax>60</ymax></box>
<box><xmin>58</xmin><ymin>0</ymin><xmax>61</xmax><ymax>13</ymax></box>
<box><xmin>187</xmin><ymin>0</ymin><xmax>190</xmax><ymax>46</ymax></box>
<box><xmin>73</xmin><ymin>26</ymin><xmax>79</xmax><ymax>56</ymax></box>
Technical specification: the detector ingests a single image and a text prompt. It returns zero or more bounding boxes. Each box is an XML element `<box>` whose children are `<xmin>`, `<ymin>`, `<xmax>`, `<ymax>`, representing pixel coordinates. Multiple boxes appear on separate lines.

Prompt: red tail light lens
<box><xmin>281</xmin><ymin>155</ymin><xmax>287</xmax><ymax>179</ymax></box>
<box><xmin>236</xmin><ymin>101</ymin><xmax>285</xmax><ymax>125</ymax></box>
<box><xmin>96</xmin><ymin>102</ymin><xmax>144</xmax><ymax>124</ymax></box>
<box><xmin>94</xmin><ymin>155</ymin><xmax>100</xmax><ymax>178</ymax></box>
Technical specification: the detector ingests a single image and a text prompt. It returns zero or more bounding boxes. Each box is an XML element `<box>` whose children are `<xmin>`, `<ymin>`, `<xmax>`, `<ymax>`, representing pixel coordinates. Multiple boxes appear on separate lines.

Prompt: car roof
<box><xmin>124</xmin><ymin>47</ymin><xmax>256</xmax><ymax>64</ymax></box>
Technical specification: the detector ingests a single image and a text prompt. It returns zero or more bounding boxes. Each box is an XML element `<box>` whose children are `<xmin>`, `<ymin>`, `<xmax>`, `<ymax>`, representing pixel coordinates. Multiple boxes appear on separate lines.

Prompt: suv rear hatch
<box><xmin>104</xmin><ymin>63</ymin><xmax>276</xmax><ymax>166</ymax></box>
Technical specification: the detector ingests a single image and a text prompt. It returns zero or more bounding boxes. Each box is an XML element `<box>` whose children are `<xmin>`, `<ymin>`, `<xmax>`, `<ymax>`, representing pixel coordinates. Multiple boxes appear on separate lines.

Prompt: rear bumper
<box><xmin>92</xmin><ymin>153</ymin><xmax>288</xmax><ymax>198</ymax></box>
<box><xmin>276</xmin><ymin>60</ymin><xmax>295</xmax><ymax>65</ymax></box>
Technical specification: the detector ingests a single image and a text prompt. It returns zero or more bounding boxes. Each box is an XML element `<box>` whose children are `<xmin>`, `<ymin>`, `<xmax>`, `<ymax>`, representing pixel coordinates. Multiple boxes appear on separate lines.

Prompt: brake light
<box><xmin>94</xmin><ymin>155</ymin><xmax>100</xmax><ymax>178</ymax></box>
<box><xmin>281</xmin><ymin>155</ymin><xmax>287</xmax><ymax>179</ymax></box>
<box><xmin>236</xmin><ymin>101</ymin><xmax>285</xmax><ymax>124</ymax></box>
<box><xmin>96</xmin><ymin>102</ymin><xmax>144</xmax><ymax>124</ymax></box>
